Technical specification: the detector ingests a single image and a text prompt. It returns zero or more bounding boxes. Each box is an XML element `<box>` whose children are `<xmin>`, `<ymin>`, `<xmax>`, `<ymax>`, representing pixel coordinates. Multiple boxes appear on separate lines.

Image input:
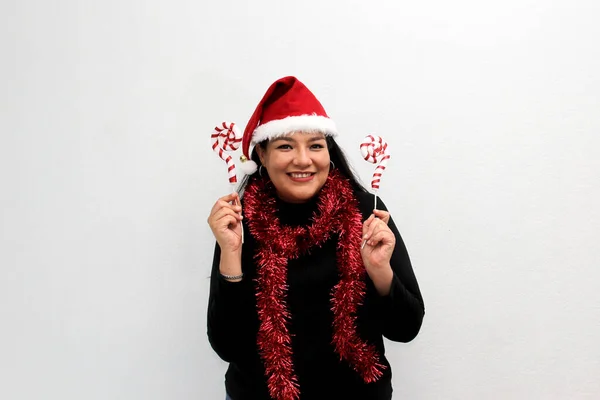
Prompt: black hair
<box><xmin>237</xmin><ymin>135</ymin><xmax>368</xmax><ymax>198</ymax></box>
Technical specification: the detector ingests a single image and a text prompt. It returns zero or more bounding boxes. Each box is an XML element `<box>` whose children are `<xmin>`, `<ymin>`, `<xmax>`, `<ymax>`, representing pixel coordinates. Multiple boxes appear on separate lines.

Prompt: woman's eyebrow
<box><xmin>274</xmin><ymin>137</ymin><xmax>295</xmax><ymax>142</ymax></box>
<box><xmin>273</xmin><ymin>135</ymin><xmax>325</xmax><ymax>144</ymax></box>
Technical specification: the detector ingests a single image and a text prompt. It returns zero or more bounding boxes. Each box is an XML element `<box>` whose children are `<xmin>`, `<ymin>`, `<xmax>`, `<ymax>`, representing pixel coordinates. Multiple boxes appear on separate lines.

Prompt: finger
<box><xmin>209</xmin><ymin>207</ymin><xmax>243</xmax><ymax>229</ymax></box>
<box><xmin>364</xmin><ymin>218</ymin><xmax>386</xmax><ymax>241</ymax></box>
<box><xmin>362</xmin><ymin>214</ymin><xmax>375</xmax><ymax>238</ymax></box>
<box><xmin>373</xmin><ymin>209</ymin><xmax>390</xmax><ymax>224</ymax></box>
<box><xmin>209</xmin><ymin>213</ymin><xmax>241</xmax><ymax>241</ymax></box>
<box><xmin>366</xmin><ymin>229</ymin><xmax>396</xmax><ymax>248</ymax></box>
<box><xmin>219</xmin><ymin>192</ymin><xmax>239</xmax><ymax>204</ymax></box>
<box><xmin>218</xmin><ymin>199</ymin><xmax>242</xmax><ymax>213</ymax></box>
<box><xmin>210</xmin><ymin>199</ymin><xmax>242</xmax><ymax>217</ymax></box>
<box><xmin>219</xmin><ymin>214</ymin><xmax>240</xmax><ymax>229</ymax></box>
<box><xmin>212</xmin><ymin>207</ymin><xmax>243</xmax><ymax>224</ymax></box>
<box><xmin>215</xmin><ymin>217</ymin><xmax>242</xmax><ymax>242</ymax></box>
<box><xmin>210</xmin><ymin>193</ymin><xmax>241</xmax><ymax>213</ymax></box>
<box><xmin>230</xmin><ymin>192</ymin><xmax>241</xmax><ymax>208</ymax></box>
<box><xmin>208</xmin><ymin>205</ymin><xmax>240</xmax><ymax>225</ymax></box>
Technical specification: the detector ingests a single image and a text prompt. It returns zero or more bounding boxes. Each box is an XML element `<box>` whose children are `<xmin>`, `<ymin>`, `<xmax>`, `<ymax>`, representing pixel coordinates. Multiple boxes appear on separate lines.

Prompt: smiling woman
<box><xmin>255</xmin><ymin>133</ymin><xmax>330</xmax><ymax>203</ymax></box>
<box><xmin>206</xmin><ymin>76</ymin><xmax>425</xmax><ymax>400</ymax></box>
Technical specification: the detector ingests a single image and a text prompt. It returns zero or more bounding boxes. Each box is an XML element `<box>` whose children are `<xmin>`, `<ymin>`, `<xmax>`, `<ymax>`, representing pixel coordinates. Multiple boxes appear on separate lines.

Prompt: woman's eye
<box><xmin>277</xmin><ymin>144</ymin><xmax>292</xmax><ymax>150</ymax></box>
<box><xmin>311</xmin><ymin>144</ymin><xmax>325</xmax><ymax>149</ymax></box>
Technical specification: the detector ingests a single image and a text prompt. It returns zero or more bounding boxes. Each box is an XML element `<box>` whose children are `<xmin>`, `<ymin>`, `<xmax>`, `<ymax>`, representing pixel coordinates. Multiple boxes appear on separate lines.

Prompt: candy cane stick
<box><xmin>360</xmin><ymin>134</ymin><xmax>390</xmax><ymax>210</ymax></box>
<box><xmin>211</xmin><ymin>121</ymin><xmax>244</xmax><ymax>243</ymax></box>
<box><xmin>360</xmin><ymin>134</ymin><xmax>390</xmax><ymax>249</ymax></box>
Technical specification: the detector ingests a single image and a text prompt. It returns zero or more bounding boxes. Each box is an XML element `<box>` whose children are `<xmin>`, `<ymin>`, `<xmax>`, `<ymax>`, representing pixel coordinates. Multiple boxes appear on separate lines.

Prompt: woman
<box><xmin>207</xmin><ymin>76</ymin><xmax>424</xmax><ymax>400</ymax></box>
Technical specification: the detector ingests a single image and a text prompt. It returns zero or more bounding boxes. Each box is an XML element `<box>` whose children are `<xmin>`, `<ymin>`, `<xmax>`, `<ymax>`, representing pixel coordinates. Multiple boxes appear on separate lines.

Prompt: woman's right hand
<box><xmin>207</xmin><ymin>193</ymin><xmax>243</xmax><ymax>253</ymax></box>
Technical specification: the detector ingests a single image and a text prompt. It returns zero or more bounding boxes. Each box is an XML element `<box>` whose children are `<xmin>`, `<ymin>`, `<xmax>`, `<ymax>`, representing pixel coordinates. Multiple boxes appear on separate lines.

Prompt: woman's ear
<box><xmin>255</xmin><ymin>145</ymin><xmax>266</xmax><ymax>166</ymax></box>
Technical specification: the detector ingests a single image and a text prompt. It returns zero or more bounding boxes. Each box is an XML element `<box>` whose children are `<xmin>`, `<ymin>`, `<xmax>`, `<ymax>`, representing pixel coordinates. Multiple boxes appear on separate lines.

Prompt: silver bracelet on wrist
<box><xmin>220</xmin><ymin>272</ymin><xmax>244</xmax><ymax>281</ymax></box>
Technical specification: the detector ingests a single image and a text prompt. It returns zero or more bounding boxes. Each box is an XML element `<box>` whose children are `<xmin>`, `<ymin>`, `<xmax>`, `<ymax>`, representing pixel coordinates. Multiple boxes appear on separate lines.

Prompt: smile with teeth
<box><xmin>288</xmin><ymin>172</ymin><xmax>314</xmax><ymax>178</ymax></box>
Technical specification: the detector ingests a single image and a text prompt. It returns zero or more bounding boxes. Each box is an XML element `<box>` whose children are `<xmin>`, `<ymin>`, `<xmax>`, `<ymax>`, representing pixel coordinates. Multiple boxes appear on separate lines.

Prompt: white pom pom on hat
<box><xmin>238</xmin><ymin>155</ymin><xmax>258</xmax><ymax>175</ymax></box>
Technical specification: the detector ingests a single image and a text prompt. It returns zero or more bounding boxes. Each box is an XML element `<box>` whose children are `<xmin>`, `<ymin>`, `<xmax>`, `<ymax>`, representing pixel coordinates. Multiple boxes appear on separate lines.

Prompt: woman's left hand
<box><xmin>361</xmin><ymin>210</ymin><xmax>395</xmax><ymax>276</ymax></box>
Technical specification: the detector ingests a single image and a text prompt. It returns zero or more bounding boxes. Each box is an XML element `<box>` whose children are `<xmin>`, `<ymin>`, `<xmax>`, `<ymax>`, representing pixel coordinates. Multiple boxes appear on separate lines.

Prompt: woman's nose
<box><xmin>293</xmin><ymin>148</ymin><xmax>312</xmax><ymax>166</ymax></box>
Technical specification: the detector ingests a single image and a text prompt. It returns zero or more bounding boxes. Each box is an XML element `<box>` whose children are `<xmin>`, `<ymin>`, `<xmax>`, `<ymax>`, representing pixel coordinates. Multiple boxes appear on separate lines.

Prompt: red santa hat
<box><xmin>239</xmin><ymin>76</ymin><xmax>338</xmax><ymax>175</ymax></box>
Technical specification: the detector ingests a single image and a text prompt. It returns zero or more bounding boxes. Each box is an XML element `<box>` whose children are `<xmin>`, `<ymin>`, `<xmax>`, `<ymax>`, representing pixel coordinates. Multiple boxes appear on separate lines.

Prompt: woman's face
<box><xmin>257</xmin><ymin>132</ymin><xmax>331</xmax><ymax>203</ymax></box>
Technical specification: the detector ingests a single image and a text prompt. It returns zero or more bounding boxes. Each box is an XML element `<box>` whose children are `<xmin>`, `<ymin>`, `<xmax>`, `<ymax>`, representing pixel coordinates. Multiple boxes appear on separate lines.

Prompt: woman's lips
<box><xmin>287</xmin><ymin>172</ymin><xmax>315</xmax><ymax>182</ymax></box>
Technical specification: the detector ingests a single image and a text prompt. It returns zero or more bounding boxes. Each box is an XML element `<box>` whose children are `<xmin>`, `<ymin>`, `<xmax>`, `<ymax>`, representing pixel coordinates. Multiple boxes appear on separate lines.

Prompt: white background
<box><xmin>2</xmin><ymin>0</ymin><xmax>599</xmax><ymax>399</ymax></box>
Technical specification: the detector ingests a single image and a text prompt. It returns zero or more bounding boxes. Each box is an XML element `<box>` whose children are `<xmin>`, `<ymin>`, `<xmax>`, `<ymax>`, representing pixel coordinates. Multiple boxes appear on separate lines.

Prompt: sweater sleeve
<box><xmin>365</xmin><ymin>195</ymin><xmax>425</xmax><ymax>342</ymax></box>
<box><xmin>206</xmin><ymin>241</ymin><xmax>257</xmax><ymax>363</ymax></box>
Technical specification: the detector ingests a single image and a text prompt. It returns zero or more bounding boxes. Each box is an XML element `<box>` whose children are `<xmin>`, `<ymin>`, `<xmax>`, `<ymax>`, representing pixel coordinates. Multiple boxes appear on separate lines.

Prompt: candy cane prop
<box><xmin>211</xmin><ymin>122</ymin><xmax>242</xmax><ymax>184</ymax></box>
<box><xmin>211</xmin><ymin>121</ymin><xmax>244</xmax><ymax>242</ymax></box>
<box><xmin>360</xmin><ymin>134</ymin><xmax>390</xmax><ymax>211</ymax></box>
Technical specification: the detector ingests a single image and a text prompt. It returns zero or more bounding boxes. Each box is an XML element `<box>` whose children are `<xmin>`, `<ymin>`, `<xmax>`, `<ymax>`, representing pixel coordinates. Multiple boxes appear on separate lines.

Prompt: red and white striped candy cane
<box><xmin>211</xmin><ymin>122</ymin><xmax>242</xmax><ymax>184</ymax></box>
<box><xmin>211</xmin><ymin>121</ymin><xmax>244</xmax><ymax>242</ymax></box>
<box><xmin>360</xmin><ymin>134</ymin><xmax>390</xmax><ymax>210</ymax></box>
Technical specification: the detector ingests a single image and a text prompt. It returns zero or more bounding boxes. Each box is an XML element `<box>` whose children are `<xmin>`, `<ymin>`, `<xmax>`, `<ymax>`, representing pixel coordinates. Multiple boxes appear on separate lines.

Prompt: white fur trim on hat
<box><xmin>251</xmin><ymin>114</ymin><xmax>338</xmax><ymax>145</ymax></box>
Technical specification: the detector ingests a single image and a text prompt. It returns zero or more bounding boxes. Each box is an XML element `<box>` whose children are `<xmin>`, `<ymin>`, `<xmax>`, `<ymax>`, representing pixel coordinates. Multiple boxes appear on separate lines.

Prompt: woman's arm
<box><xmin>207</xmin><ymin>243</ymin><xmax>256</xmax><ymax>362</ymax></box>
<box><xmin>360</xmin><ymin>194</ymin><xmax>425</xmax><ymax>342</ymax></box>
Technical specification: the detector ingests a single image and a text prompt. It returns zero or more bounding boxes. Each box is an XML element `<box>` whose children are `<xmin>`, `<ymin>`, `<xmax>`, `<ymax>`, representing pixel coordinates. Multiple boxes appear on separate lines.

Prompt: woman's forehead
<box><xmin>272</xmin><ymin>131</ymin><xmax>326</xmax><ymax>142</ymax></box>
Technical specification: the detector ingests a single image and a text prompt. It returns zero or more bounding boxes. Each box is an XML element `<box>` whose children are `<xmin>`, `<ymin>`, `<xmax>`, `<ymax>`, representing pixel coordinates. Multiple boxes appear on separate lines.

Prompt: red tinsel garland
<box><xmin>244</xmin><ymin>170</ymin><xmax>385</xmax><ymax>400</ymax></box>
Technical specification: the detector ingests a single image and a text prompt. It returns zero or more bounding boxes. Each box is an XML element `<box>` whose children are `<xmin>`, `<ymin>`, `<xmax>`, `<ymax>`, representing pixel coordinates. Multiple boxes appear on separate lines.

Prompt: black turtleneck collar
<box><xmin>275</xmin><ymin>195</ymin><xmax>319</xmax><ymax>226</ymax></box>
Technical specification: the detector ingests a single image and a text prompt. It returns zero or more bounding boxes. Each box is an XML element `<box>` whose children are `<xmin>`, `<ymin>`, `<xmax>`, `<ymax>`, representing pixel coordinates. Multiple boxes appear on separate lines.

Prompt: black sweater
<box><xmin>207</xmin><ymin>191</ymin><xmax>424</xmax><ymax>400</ymax></box>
